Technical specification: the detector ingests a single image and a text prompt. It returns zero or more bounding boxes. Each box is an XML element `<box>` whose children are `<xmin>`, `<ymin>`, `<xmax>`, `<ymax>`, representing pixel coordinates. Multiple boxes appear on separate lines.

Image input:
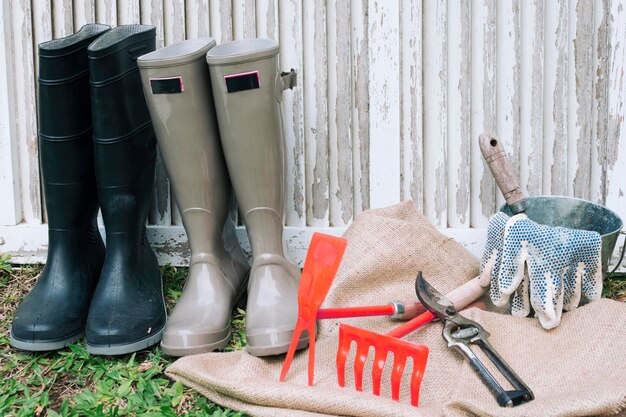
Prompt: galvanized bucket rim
<box><xmin>499</xmin><ymin>195</ymin><xmax>623</xmax><ymax>238</ymax></box>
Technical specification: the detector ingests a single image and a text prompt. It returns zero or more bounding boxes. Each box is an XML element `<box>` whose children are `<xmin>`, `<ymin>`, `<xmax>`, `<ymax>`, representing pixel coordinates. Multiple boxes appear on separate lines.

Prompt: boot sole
<box><xmin>9</xmin><ymin>329</ymin><xmax>83</xmax><ymax>352</ymax></box>
<box><xmin>86</xmin><ymin>326</ymin><xmax>164</xmax><ymax>356</ymax></box>
<box><xmin>246</xmin><ymin>334</ymin><xmax>309</xmax><ymax>357</ymax></box>
<box><xmin>160</xmin><ymin>330</ymin><xmax>231</xmax><ymax>357</ymax></box>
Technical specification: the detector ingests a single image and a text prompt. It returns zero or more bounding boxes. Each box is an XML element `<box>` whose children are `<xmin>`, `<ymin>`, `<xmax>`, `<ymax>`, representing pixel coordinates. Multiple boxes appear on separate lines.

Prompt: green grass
<box><xmin>2</xmin><ymin>257</ymin><xmax>625</xmax><ymax>417</ymax></box>
<box><xmin>0</xmin><ymin>263</ymin><xmax>248</xmax><ymax>417</ymax></box>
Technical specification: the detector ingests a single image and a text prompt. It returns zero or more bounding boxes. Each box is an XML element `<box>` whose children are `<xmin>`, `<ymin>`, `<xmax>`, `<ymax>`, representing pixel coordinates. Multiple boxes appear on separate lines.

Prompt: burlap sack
<box><xmin>166</xmin><ymin>202</ymin><xmax>626</xmax><ymax>417</ymax></box>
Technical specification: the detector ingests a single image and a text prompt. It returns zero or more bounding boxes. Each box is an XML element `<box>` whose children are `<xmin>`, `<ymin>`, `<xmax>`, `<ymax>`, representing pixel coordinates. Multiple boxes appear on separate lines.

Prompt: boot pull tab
<box><xmin>275</xmin><ymin>69</ymin><xmax>297</xmax><ymax>102</ymax></box>
<box><xmin>128</xmin><ymin>45</ymin><xmax>150</xmax><ymax>61</ymax></box>
<box><xmin>281</xmin><ymin>69</ymin><xmax>297</xmax><ymax>90</ymax></box>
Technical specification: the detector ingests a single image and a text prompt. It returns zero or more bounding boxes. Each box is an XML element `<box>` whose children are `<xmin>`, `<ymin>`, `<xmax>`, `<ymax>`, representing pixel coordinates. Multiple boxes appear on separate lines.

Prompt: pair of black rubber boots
<box><xmin>9</xmin><ymin>24</ymin><xmax>166</xmax><ymax>355</ymax></box>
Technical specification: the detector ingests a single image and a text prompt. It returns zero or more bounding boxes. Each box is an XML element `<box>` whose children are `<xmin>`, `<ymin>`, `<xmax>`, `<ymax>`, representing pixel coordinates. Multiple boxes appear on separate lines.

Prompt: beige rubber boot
<box><xmin>138</xmin><ymin>38</ymin><xmax>249</xmax><ymax>356</ymax></box>
<box><xmin>206</xmin><ymin>39</ymin><xmax>304</xmax><ymax>356</ymax></box>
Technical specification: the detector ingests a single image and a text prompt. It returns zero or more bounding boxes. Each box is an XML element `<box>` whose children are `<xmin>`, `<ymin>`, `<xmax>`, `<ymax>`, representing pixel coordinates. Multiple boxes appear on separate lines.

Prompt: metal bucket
<box><xmin>500</xmin><ymin>196</ymin><xmax>623</xmax><ymax>275</ymax></box>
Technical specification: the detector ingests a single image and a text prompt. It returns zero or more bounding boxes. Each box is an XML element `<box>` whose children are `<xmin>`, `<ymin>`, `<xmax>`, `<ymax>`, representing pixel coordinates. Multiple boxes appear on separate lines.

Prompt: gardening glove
<box><xmin>481</xmin><ymin>212</ymin><xmax>603</xmax><ymax>330</ymax></box>
<box><xmin>480</xmin><ymin>212</ymin><xmax>528</xmax><ymax>310</ymax></box>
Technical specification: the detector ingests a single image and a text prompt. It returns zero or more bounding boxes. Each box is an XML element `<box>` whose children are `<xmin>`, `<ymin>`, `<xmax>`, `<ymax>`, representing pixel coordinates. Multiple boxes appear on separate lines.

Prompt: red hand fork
<box><xmin>279</xmin><ymin>232</ymin><xmax>348</xmax><ymax>385</ymax></box>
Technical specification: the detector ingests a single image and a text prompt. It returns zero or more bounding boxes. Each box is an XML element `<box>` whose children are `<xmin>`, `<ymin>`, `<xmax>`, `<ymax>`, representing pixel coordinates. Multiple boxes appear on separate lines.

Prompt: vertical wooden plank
<box><xmin>7</xmin><ymin>1</ymin><xmax>42</xmax><ymax>224</ymax></box>
<box><xmin>470</xmin><ymin>0</ymin><xmax>496</xmax><ymax>227</ymax></box>
<box><xmin>117</xmin><ymin>0</ymin><xmax>140</xmax><ymax>25</ymax></box>
<box><xmin>447</xmin><ymin>0</ymin><xmax>471</xmax><ymax>228</ymax></box>
<box><xmin>351</xmin><ymin>0</ymin><xmax>370</xmax><ymax>214</ymax></box>
<box><xmin>233</xmin><ymin>0</ymin><xmax>256</xmax><ymax>39</ymax></box>
<box><xmin>591</xmin><ymin>0</ymin><xmax>610</xmax><ymax>204</ymax></box>
<box><xmin>164</xmin><ymin>0</ymin><xmax>186</xmax><ymax>45</ymax></box>
<box><xmin>141</xmin><ymin>0</ymin><xmax>165</xmax><ymax>48</ymax></box>
<box><xmin>605</xmin><ymin>0</ymin><xmax>626</xmax><ymax>221</ymax></box>
<box><xmin>279</xmin><ymin>0</ymin><xmax>305</xmax><ymax>227</ymax></box>
<box><xmin>327</xmin><ymin>0</ymin><xmax>352</xmax><ymax>226</ymax></box>
<box><xmin>423</xmin><ymin>0</ymin><xmax>447</xmax><ymax>226</ymax></box>
<box><xmin>209</xmin><ymin>0</ymin><xmax>233</xmax><ymax>44</ymax></box>
<box><xmin>543</xmin><ymin>0</ymin><xmax>568</xmax><ymax>196</ymax></box>
<box><xmin>0</xmin><ymin>1</ymin><xmax>22</xmax><ymax>225</ymax></box>
<box><xmin>73</xmin><ymin>0</ymin><xmax>96</xmax><ymax>28</ymax></box>
<box><xmin>367</xmin><ymin>0</ymin><xmax>400</xmax><ymax>209</ymax></box>
<box><xmin>32</xmin><ymin>1</ymin><xmax>53</xmax><ymax>91</ymax></box>
<box><xmin>141</xmin><ymin>1</ymin><xmax>171</xmax><ymax>227</ymax></box>
<box><xmin>186</xmin><ymin>0</ymin><xmax>211</xmax><ymax>38</ymax></box>
<box><xmin>495</xmin><ymin>0</ymin><xmax>521</xmax><ymax>208</ymax></box>
<box><xmin>53</xmin><ymin>0</ymin><xmax>74</xmax><ymax>37</ymax></box>
<box><xmin>95</xmin><ymin>0</ymin><xmax>117</xmax><ymax>26</ymax></box>
<box><xmin>303</xmin><ymin>0</ymin><xmax>329</xmax><ymax>226</ymax></box>
<box><xmin>567</xmin><ymin>0</ymin><xmax>594</xmax><ymax>200</ymax></box>
<box><xmin>255</xmin><ymin>0</ymin><xmax>278</xmax><ymax>40</ymax></box>
<box><xmin>400</xmin><ymin>0</ymin><xmax>422</xmax><ymax>210</ymax></box>
<box><xmin>519</xmin><ymin>0</ymin><xmax>544</xmax><ymax>197</ymax></box>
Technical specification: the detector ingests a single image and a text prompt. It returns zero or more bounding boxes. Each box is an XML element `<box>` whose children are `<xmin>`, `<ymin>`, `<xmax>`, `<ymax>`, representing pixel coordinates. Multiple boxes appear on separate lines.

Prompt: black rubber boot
<box><xmin>85</xmin><ymin>25</ymin><xmax>166</xmax><ymax>355</ymax></box>
<box><xmin>9</xmin><ymin>24</ymin><xmax>110</xmax><ymax>351</ymax></box>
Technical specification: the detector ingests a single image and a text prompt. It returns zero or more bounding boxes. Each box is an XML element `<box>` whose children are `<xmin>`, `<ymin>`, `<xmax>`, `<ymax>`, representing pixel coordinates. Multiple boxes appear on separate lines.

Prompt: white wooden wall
<box><xmin>1</xmin><ymin>0</ymin><xmax>626</xmax><ymax>266</ymax></box>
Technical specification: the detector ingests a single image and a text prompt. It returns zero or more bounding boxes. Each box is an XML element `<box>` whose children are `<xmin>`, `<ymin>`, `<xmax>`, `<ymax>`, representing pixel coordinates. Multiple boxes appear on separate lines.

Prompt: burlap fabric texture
<box><xmin>166</xmin><ymin>201</ymin><xmax>626</xmax><ymax>417</ymax></box>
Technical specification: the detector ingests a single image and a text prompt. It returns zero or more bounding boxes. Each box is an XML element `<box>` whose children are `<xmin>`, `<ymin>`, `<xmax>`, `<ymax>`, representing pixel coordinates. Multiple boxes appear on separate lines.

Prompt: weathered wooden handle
<box><xmin>479</xmin><ymin>132</ymin><xmax>525</xmax><ymax>214</ymax></box>
<box><xmin>446</xmin><ymin>276</ymin><xmax>486</xmax><ymax>310</ymax></box>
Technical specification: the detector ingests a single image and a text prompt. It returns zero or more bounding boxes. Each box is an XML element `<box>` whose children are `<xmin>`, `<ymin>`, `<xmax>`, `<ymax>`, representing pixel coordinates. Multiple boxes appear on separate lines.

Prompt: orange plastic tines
<box><xmin>279</xmin><ymin>232</ymin><xmax>348</xmax><ymax>386</ymax></box>
<box><xmin>336</xmin><ymin>312</ymin><xmax>433</xmax><ymax>406</ymax></box>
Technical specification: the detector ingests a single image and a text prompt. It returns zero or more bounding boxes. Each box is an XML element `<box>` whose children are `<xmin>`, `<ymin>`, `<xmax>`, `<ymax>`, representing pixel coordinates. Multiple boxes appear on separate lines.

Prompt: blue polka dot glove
<box><xmin>480</xmin><ymin>212</ymin><xmax>603</xmax><ymax>329</ymax></box>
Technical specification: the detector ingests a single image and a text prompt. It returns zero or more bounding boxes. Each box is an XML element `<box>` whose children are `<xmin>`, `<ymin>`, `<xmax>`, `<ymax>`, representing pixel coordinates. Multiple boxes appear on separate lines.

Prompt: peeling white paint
<box><xmin>1</xmin><ymin>0</ymin><xmax>626</xmax><ymax>266</ymax></box>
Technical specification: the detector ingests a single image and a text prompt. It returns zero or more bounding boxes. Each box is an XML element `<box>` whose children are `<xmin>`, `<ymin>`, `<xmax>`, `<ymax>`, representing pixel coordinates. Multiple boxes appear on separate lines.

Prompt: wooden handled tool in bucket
<box><xmin>479</xmin><ymin>132</ymin><xmax>623</xmax><ymax>275</ymax></box>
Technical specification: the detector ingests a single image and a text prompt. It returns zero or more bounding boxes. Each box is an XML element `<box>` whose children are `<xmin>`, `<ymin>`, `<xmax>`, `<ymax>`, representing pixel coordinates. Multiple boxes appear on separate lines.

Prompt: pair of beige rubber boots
<box><xmin>137</xmin><ymin>38</ymin><xmax>304</xmax><ymax>357</ymax></box>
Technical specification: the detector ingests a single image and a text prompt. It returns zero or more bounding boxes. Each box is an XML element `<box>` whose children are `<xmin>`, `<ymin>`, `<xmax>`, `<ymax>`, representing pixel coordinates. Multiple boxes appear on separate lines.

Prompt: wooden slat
<box><xmin>117</xmin><ymin>0</ymin><xmax>140</xmax><ymax>25</ymax></box>
<box><xmin>233</xmin><ymin>0</ymin><xmax>256</xmax><ymax>40</ymax></box>
<box><xmin>495</xmin><ymin>0</ymin><xmax>521</xmax><ymax>208</ymax></box>
<box><xmin>303</xmin><ymin>0</ymin><xmax>329</xmax><ymax>226</ymax></box>
<box><xmin>400</xmin><ymin>0</ymin><xmax>422</xmax><ymax>210</ymax></box>
<box><xmin>0</xmin><ymin>3</ymin><xmax>22</xmax><ymax>225</ymax></box>
<box><xmin>95</xmin><ymin>0</ymin><xmax>117</xmax><ymax>26</ymax></box>
<box><xmin>605</xmin><ymin>0</ymin><xmax>626</xmax><ymax>221</ymax></box>
<box><xmin>446</xmin><ymin>0</ymin><xmax>471</xmax><ymax>228</ymax></box>
<box><xmin>351</xmin><ymin>0</ymin><xmax>370</xmax><ymax>214</ymax></box>
<box><xmin>32</xmin><ymin>1</ymin><xmax>52</xmax><ymax>93</ymax></box>
<box><xmin>327</xmin><ymin>0</ymin><xmax>352</xmax><ymax>226</ymax></box>
<box><xmin>543</xmin><ymin>0</ymin><xmax>568</xmax><ymax>196</ymax></box>
<box><xmin>567</xmin><ymin>0</ymin><xmax>594</xmax><ymax>200</ymax></box>
<box><xmin>8</xmin><ymin>2</ymin><xmax>42</xmax><ymax>224</ymax></box>
<box><xmin>141</xmin><ymin>1</ymin><xmax>172</xmax><ymax>227</ymax></box>
<box><xmin>53</xmin><ymin>0</ymin><xmax>74</xmax><ymax>37</ymax></box>
<box><xmin>279</xmin><ymin>0</ymin><xmax>305</xmax><ymax>227</ymax></box>
<box><xmin>141</xmin><ymin>0</ymin><xmax>165</xmax><ymax>48</ymax></box>
<box><xmin>255</xmin><ymin>0</ymin><xmax>278</xmax><ymax>40</ymax></box>
<box><xmin>470</xmin><ymin>0</ymin><xmax>496</xmax><ymax>227</ymax></box>
<box><xmin>164</xmin><ymin>0</ymin><xmax>186</xmax><ymax>45</ymax></box>
<box><xmin>368</xmin><ymin>0</ymin><xmax>400</xmax><ymax>210</ymax></box>
<box><xmin>591</xmin><ymin>0</ymin><xmax>610</xmax><ymax>205</ymax></box>
<box><xmin>0</xmin><ymin>223</ymin><xmax>490</xmax><ymax>267</ymax></box>
<box><xmin>186</xmin><ymin>0</ymin><xmax>210</xmax><ymax>38</ymax></box>
<box><xmin>209</xmin><ymin>0</ymin><xmax>233</xmax><ymax>43</ymax></box>
<box><xmin>73</xmin><ymin>0</ymin><xmax>95</xmax><ymax>28</ymax></box>
<box><xmin>423</xmin><ymin>0</ymin><xmax>447</xmax><ymax>226</ymax></box>
<box><xmin>519</xmin><ymin>0</ymin><xmax>544</xmax><ymax>197</ymax></box>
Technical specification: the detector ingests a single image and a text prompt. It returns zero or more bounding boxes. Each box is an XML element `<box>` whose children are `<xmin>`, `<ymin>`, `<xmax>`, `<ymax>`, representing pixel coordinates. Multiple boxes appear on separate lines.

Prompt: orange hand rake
<box><xmin>336</xmin><ymin>276</ymin><xmax>486</xmax><ymax>406</ymax></box>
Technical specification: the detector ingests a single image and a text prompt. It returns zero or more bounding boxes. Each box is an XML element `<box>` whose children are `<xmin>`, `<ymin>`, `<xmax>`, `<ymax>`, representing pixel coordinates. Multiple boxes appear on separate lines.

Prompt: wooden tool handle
<box><xmin>446</xmin><ymin>276</ymin><xmax>486</xmax><ymax>310</ymax></box>
<box><xmin>478</xmin><ymin>133</ymin><xmax>525</xmax><ymax>214</ymax></box>
<box><xmin>386</xmin><ymin>277</ymin><xmax>485</xmax><ymax>338</ymax></box>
